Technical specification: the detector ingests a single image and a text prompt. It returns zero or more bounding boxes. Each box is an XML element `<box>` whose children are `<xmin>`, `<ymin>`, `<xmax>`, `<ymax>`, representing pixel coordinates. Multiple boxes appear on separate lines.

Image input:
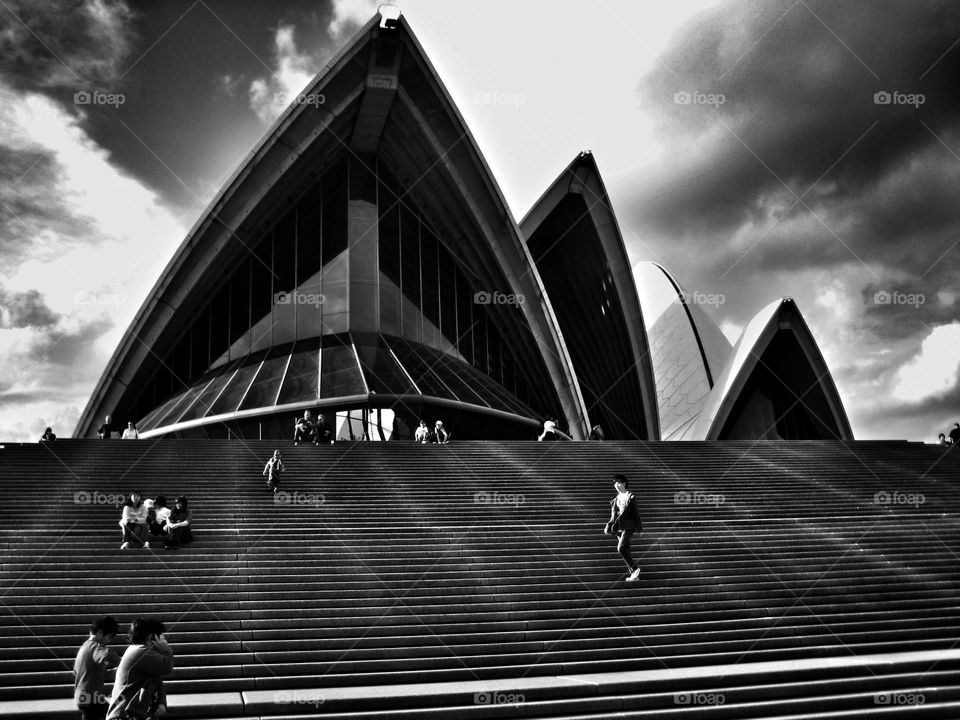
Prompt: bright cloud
<box><xmin>249</xmin><ymin>25</ymin><xmax>321</xmax><ymax>124</ymax></box>
<box><xmin>329</xmin><ymin>0</ymin><xmax>380</xmax><ymax>39</ymax></box>
<box><xmin>0</xmin><ymin>80</ymin><xmax>184</xmax><ymax>441</ymax></box>
<box><xmin>891</xmin><ymin>322</ymin><xmax>960</xmax><ymax>403</ymax></box>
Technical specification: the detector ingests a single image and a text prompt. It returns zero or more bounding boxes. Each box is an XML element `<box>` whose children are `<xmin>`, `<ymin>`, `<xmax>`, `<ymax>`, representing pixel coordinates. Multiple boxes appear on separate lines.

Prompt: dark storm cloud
<box><xmin>0</xmin><ymin>287</ymin><xmax>59</xmax><ymax>328</ymax></box>
<box><xmin>0</xmin><ymin>146</ymin><xmax>97</xmax><ymax>267</ymax></box>
<box><xmin>631</xmin><ymin>0</ymin><xmax>960</xmax><ymax>282</ymax></box>
<box><xmin>0</xmin><ymin>0</ymin><xmax>135</xmax><ymax>90</ymax></box>
<box><xmin>29</xmin><ymin>315</ymin><xmax>114</xmax><ymax>368</ymax></box>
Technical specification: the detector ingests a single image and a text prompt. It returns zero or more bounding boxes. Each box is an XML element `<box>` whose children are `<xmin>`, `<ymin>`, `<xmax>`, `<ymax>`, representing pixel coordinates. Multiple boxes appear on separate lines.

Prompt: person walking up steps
<box><xmin>604</xmin><ymin>473</ymin><xmax>643</xmax><ymax>582</ymax></box>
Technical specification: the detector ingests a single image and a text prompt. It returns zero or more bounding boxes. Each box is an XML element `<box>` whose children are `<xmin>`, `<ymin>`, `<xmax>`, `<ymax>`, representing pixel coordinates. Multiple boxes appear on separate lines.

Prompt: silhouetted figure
<box><xmin>589</xmin><ymin>424</ymin><xmax>605</xmax><ymax>441</ymax></box>
<box><xmin>950</xmin><ymin>423</ymin><xmax>960</xmax><ymax>446</ymax></box>
<box><xmin>40</xmin><ymin>427</ymin><xmax>57</xmax><ymax>443</ymax></box>
<box><xmin>97</xmin><ymin>415</ymin><xmax>115</xmax><ymax>439</ymax></box>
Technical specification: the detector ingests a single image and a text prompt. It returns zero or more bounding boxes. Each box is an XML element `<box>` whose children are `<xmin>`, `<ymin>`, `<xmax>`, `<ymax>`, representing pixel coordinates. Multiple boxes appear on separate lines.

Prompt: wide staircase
<box><xmin>1</xmin><ymin>439</ymin><xmax>959</xmax><ymax>718</ymax></box>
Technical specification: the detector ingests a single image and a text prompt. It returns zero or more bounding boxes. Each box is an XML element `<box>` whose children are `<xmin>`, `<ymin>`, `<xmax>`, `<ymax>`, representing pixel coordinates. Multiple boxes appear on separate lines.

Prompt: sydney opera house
<box><xmin>76</xmin><ymin>10</ymin><xmax>851</xmax><ymax>443</ymax></box>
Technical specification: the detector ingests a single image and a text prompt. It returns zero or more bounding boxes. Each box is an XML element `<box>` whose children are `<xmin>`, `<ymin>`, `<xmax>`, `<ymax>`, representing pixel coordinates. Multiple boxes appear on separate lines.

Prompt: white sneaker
<box><xmin>120</xmin><ymin>542</ymin><xmax>131</xmax><ymax>550</ymax></box>
<box><xmin>626</xmin><ymin>568</ymin><xmax>641</xmax><ymax>582</ymax></box>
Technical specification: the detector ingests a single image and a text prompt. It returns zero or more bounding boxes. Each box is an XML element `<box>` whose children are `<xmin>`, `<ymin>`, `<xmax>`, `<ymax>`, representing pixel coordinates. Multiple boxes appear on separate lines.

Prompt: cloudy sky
<box><xmin>0</xmin><ymin>0</ymin><xmax>957</xmax><ymax>442</ymax></box>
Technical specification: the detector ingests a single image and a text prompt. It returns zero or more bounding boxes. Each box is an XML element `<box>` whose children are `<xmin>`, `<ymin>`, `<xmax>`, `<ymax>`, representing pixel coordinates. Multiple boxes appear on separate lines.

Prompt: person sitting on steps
<box><xmin>294</xmin><ymin>411</ymin><xmax>317</xmax><ymax>445</ymax></box>
<box><xmin>164</xmin><ymin>497</ymin><xmax>193</xmax><ymax>550</ymax></box>
<box><xmin>120</xmin><ymin>492</ymin><xmax>150</xmax><ymax>550</ymax></box>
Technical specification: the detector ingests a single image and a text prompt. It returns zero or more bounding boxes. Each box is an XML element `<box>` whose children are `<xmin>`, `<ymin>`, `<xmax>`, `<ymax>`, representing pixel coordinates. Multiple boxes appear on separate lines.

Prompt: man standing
<box><xmin>97</xmin><ymin>415</ymin><xmax>115</xmax><ymax>439</ymax></box>
<box><xmin>74</xmin><ymin>616</ymin><xmax>121</xmax><ymax>720</ymax></box>
<box><xmin>106</xmin><ymin>618</ymin><xmax>174</xmax><ymax>720</ymax></box>
<box><xmin>604</xmin><ymin>474</ymin><xmax>643</xmax><ymax>582</ymax></box>
<box><xmin>949</xmin><ymin>423</ymin><xmax>960</xmax><ymax>446</ymax></box>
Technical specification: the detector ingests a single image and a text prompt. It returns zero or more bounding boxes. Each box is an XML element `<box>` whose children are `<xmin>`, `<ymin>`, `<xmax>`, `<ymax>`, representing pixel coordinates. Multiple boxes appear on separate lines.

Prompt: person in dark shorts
<box><xmin>604</xmin><ymin>473</ymin><xmax>643</xmax><ymax>582</ymax></box>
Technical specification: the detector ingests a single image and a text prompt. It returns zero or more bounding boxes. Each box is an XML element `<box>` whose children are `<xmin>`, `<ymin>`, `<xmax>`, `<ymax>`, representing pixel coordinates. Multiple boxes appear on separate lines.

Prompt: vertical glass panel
<box><xmin>474</xmin><ymin>307</ymin><xmax>488</xmax><ymax>374</ymax></box>
<box><xmin>354</xmin><ymin>333</ymin><xmax>414</xmax><ymax>394</ymax></box>
<box><xmin>228</xmin><ymin>258</ymin><xmax>251</xmax><ymax>360</ymax></box>
<box><xmin>208</xmin><ymin>355</ymin><xmax>264</xmax><ymax>416</ymax></box>
<box><xmin>321</xmin><ymin>251</ymin><xmax>349</xmax><ymax>334</ymax></box>
<box><xmin>320</xmin><ymin>337</ymin><xmax>365</xmax><ymax>398</ymax></box>
<box><xmin>488</xmin><ymin>324</ymin><xmax>503</xmax><ymax>385</ymax></box>
<box><xmin>503</xmin><ymin>350</ymin><xmax>517</xmax><ymax>397</ymax></box>
<box><xmin>169</xmin><ymin>333</ymin><xmax>191</xmax><ymax>393</ymax></box>
<box><xmin>276</xmin><ymin>337</ymin><xmax>320</xmax><ymax>405</ymax></box>
<box><xmin>296</xmin><ymin>181</ymin><xmax>324</xmax><ymax>339</ymax></box>
<box><xmin>189</xmin><ymin>306</ymin><xmax>211</xmax><ymax>378</ymax></box>
<box><xmin>438</xmin><ymin>246</ymin><xmax>456</xmax><ymax>353</ymax></box>
<box><xmin>209</xmin><ymin>283</ymin><xmax>231</xmax><ymax>368</ymax></box>
<box><xmin>400</xmin><ymin>202</ymin><xmax>421</xmax><ymax>342</ymax></box>
<box><xmin>249</xmin><ymin>235</ymin><xmax>274</xmax><ymax>353</ymax></box>
<box><xmin>349</xmin><ymin>156</ymin><xmax>378</xmax><ymax>203</ymax></box>
<box><xmin>273</xmin><ymin>212</ymin><xmax>297</xmax><ymax>346</ymax></box>
<box><xmin>322</xmin><ymin>163</ymin><xmax>349</xmax><ymax>335</ymax></box>
<box><xmin>455</xmin><ymin>267</ymin><xmax>474</xmax><ymax>365</ymax></box>
<box><xmin>378</xmin><ymin>166</ymin><xmax>401</xmax><ymax>337</ymax></box>
<box><xmin>238</xmin><ymin>348</ymin><xmax>290</xmax><ymax>411</ymax></box>
<box><xmin>348</xmin><ymin>156</ymin><xmax>379</xmax><ymax>333</ymax></box>
<box><xmin>420</xmin><ymin>226</ymin><xmax>439</xmax><ymax>350</ymax></box>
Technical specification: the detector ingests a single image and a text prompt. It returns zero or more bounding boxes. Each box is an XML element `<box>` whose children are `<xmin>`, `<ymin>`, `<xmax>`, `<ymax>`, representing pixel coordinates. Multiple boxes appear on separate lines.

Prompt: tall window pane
<box><xmin>400</xmin><ymin>201</ymin><xmax>421</xmax><ymax>342</ymax></box>
<box><xmin>296</xmin><ymin>181</ymin><xmax>324</xmax><ymax>339</ymax></box>
<box><xmin>378</xmin><ymin>165</ymin><xmax>401</xmax><ymax>336</ymax></box>
<box><xmin>420</xmin><ymin>225</ymin><xmax>440</xmax><ymax>350</ymax></box>
<box><xmin>272</xmin><ymin>211</ymin><xmax>297</xmax><ymax>346</ymax></box>
<box><xmin>249</xmin><ymin>235</ymin><xmax>274</xmax><ymax>353</ymax></box>
<box><xmin>322</xmin><ymin>162</ymin><xmax>349</xmax><ymax>334</ymax></box>
<box><xmin>438</xmin><ymin>246</ymin><xmax>456</xmax><ymax>353</ymax></box>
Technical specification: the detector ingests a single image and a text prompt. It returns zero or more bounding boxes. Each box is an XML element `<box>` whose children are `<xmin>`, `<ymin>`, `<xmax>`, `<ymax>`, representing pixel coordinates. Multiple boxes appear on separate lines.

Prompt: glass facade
<box><xmin>137</xmin><ymin>332</ymin><xmax>539</xmax><ymax>433</ymax></box>
<box><xmin>134</xmin><ymin>158</ymin><xmax>543</xmax><ymax>435</ymax></box>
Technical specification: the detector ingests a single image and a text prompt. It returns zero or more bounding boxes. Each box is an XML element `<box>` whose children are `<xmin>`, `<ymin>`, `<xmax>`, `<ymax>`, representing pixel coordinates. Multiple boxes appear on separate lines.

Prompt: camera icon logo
<box><xmin>674</xmin><ymin>91</ymin><xmax>692</xmax><ymax>105</ymax></box>
<box><xmin>873</xmin><ymin>91</ymin><xmax>891</xmax><ymax>105</ymax></box>
<box><xmin>74</xmin><ymin>91</ymin><xmax>92</xmax><ymax>105</ymax></box>
<box><xmin>474</xmin><ymin>291</ymin><xmax>491</xmax><ymax>305</ymax></box>
<box><xmin>873</xmin><ymin>290</ymin><xmax>891</xmax><ymax>305</ymax></box>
